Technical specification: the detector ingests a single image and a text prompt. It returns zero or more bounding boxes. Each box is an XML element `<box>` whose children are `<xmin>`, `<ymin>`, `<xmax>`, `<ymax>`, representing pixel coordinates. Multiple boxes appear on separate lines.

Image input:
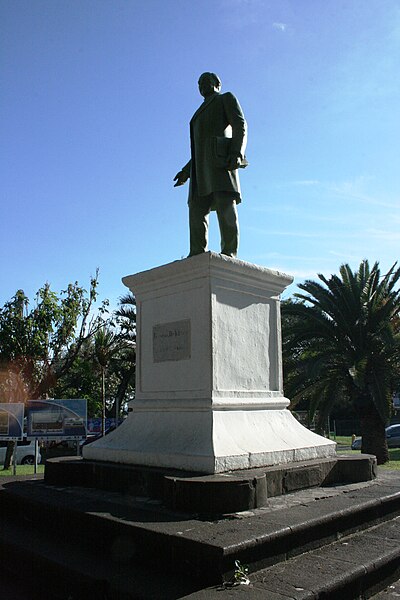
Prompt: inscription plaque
<box><xmin>153</xmin><ymin>319</ymin><xmax>191</xmax><ymax>362</ymax></box>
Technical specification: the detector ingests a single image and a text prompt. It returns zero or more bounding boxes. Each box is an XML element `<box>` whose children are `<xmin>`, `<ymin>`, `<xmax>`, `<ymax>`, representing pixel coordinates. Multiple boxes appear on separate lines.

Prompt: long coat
<box><xmin>181</xmin><ymin>91</ymin><xmax>247</xmax><ymax>206</ymax></box>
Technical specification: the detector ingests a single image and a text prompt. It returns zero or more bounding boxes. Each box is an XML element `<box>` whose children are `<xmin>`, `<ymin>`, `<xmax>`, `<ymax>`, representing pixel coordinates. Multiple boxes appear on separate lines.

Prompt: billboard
<box><xmin>87</xmin><ymin>417</ymin><xmax>123</xmax><ymax>434</ymax></box>
<box><xmin>27</xmin><ymin>399</ymin><xmax>87</xmax><ymax>440</ymax></box>
<box><xmin>0</xmin><ymin>403</ymin><xmax>24</xmax><ymax>440</ymax></box>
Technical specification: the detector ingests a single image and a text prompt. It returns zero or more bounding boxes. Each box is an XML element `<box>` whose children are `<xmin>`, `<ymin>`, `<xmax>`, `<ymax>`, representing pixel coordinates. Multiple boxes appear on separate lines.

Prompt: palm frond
<box><xmin>283</xmin><ymin>259</ymin><xmax>399</xmax><ymax>442</ymax></box>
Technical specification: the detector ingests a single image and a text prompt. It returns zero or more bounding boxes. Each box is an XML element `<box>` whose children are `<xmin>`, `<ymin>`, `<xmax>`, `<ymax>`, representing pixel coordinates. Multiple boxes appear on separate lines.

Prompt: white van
<box><xmin>0</xmin><ymin>438</ymin><xmax>41</xmax><ymax>465</ymax></box>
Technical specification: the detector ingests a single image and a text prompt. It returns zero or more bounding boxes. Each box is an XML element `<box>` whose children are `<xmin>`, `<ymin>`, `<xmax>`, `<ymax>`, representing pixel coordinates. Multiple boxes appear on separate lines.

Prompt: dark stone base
<box><xmin>45</xmin><ymin>453</ymin><xmax>377</xmax><ymax>514</ymax></box>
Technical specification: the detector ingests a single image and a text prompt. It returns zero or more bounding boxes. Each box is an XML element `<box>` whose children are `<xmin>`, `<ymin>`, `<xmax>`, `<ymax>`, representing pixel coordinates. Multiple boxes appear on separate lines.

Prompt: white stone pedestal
<box><xmin>83</xmin><ymin>252</ymin><xmax>335</xmax><ymax>472</ymax></box>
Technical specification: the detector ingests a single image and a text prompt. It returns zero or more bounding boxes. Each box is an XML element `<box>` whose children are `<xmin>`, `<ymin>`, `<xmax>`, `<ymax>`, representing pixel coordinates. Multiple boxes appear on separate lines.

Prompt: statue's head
<box><xmin>198</xmin><ymin>72</ymin><xmax>221</xmax><ymax>98</ymax></box>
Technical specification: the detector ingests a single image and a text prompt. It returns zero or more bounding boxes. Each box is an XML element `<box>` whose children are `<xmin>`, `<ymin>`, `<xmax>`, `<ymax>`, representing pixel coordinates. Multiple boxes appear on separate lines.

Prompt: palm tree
<box><xmin>94</xmin><ymin>327</ymin><xmax>117</xmax><ymax>436</ymax></box>
<box><xmin>112</xmin><ymin>293</ymin><xmax>136</xmax><ymax>418</ymax></box>
<box><xmin>282</xmin><ymin>260</ymin><xmax>400</xmax><ymax>464</ymax></box>
<box><xmin>114</xmin><ymin>293</ymin><xmax>136</xmax><ymax>342</ymax></box>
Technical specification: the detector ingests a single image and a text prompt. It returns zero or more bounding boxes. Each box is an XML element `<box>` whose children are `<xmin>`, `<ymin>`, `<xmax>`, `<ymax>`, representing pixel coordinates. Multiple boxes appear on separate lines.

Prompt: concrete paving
<box><xmin>0</xmin><ymin>569</ymin><xmax>40</xmax><ymax>600</ymax></box>
<box><xmin>374</xmin><ymin>580</ymin><xmax>400</xmax><ymax>598</ymax></box>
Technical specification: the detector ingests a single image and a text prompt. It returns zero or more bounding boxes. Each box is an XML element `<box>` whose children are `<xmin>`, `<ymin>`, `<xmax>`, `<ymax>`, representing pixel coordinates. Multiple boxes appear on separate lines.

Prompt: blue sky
<box><xmin>1</xmin><ymin>0</ymin><xmax>399</xmax><ymax>309</ymax></box>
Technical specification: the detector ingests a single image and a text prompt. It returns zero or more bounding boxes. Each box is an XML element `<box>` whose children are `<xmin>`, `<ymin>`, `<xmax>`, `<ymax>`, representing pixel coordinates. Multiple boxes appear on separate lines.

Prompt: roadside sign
<box><xmin>87</xmin><ymin>417</ymin><xmax>123</xmax><ymax>434</ymax></box>
<box><xmin>27</xmin><ymin>399</ymin><xmax>87</xmax><ymax>441</ymax></box>
<box><xmin>0</xmin><ymin>403</ymin><xmax>24</xmax><ymax>440</ymax></box>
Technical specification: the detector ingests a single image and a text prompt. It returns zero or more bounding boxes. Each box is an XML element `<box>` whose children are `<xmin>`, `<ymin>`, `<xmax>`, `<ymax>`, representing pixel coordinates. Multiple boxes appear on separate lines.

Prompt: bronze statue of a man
<box><xmin>174</xmin><ymin>72</ymin><xmax>248</xmax><ymax>257</ymax></box>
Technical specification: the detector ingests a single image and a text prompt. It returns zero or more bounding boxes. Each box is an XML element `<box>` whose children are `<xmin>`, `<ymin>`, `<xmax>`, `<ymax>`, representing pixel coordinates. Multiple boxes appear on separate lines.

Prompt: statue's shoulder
<box><xmin>220</xmin><ymin>91</ymin><xmax>241</xmax><ymax>106</ymax></box>
<box><xmin>221</xmin><ymin>91</ymin><xmax>236</xmax><ymax>100</ymax></box>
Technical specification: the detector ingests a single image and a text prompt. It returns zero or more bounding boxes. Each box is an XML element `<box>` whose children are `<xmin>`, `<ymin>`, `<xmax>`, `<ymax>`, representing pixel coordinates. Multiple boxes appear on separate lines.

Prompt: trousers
<box><xmin>188</xmin><ymin>191</ymin><xmax>239</xmax><ymax>257</ymax></box>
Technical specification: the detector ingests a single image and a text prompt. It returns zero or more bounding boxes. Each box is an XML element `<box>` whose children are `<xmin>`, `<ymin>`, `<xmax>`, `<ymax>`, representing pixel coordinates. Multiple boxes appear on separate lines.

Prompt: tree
<box><xmin>53</xmin><ymin>292</ymin><xmax>136</xmax><ymax>422</ymax></box>
<box><xmin>94</xmin><ymin>326</ymin><xmax>117</xmax><ymax>436</ymax></box>
<box><xmin>282</xmin><ymin>260</ymin><xmax>400</xmax><ymax>464</ymax></box>
<box><xmin>52</xmin><ymin>338</ymin><xmax>103</xmax><ymax>417</ymax></box>
<box><xmin>0</xmin><ymin>275</ymin><xmax>103</xmax><ymax>468</ymax></box>
<box><xmin>0</xmin><ymin>291</ymin><xmax>27</xmax><ymax>468</ymax></box>
<box><xmin>0</xmin><ymin>275</ymin><xmax>103</xmax><ymax>399</ymax></box>
<box><xmin>112</xmin><ymin>292</ymin><xmax>136</xmax><ymax>417</ymax></box>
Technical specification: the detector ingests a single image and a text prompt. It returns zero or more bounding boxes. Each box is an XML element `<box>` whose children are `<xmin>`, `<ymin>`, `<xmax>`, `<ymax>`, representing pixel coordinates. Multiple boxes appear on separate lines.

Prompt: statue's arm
<box><xmin>223</xmin><ymin>93</ymin><xmax>247</xmax><ymax>169</ymax></box>
<box><xmin>173</xmin><ymin>160</ymin><xmax>191</xmax><ymax>187</ymax></box>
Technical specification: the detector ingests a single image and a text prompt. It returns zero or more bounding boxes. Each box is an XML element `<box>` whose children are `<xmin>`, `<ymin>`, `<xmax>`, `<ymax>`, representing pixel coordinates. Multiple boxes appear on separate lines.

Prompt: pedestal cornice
<box><xmin>123</xmin><ymin>252</ymin><xmax>293</xmax><ymax>297</ymax></box>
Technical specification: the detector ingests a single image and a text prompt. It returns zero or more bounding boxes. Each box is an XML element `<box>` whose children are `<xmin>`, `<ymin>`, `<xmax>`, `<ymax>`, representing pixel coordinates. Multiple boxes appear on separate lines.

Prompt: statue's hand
<box><xmin>227</xmin><ymin>155</ymin><xmax>242</xmax><ymax>171</ymax></box>
<box><xmin>173</xmin><ymin>171</ymin><xmax>189</xmax><ymax>187</ymax></box>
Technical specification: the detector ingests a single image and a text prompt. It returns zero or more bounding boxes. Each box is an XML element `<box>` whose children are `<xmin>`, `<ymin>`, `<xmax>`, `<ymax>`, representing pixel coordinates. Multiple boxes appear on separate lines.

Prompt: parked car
<box><xmin>351</xmin><ymin>424</ymin><xmax>400</xmax><ymax>450</ymax></box>
<box><xmin>0</xmin><ymin>438</ymin><xmax>41</xmax><ymax>465</ymax></box>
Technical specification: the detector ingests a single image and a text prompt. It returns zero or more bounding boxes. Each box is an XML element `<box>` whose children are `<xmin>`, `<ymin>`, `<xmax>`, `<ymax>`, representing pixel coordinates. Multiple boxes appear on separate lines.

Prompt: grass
<box><xmin>0</xmin><ymin>465</ymin><xmax>45</xmax><ymax>476</ymax></box>
<box><xmin>332</xmin><ymin>435</ymin><xmax>353</xmax><ymax>446</ymax></box>
<box><xmin>337</xmin><ymin>447</ymin><xmax>400</xmax><ymax>470</ymax></box>
<box><xmin>383</xmin><ymin>449</ymin><xmax>400</xmax><ymax>469</ymax></box>
<box><xmin>328</xmin><ymin>435</ymin><xmax>400</xmax><ymax>468</ymax></box>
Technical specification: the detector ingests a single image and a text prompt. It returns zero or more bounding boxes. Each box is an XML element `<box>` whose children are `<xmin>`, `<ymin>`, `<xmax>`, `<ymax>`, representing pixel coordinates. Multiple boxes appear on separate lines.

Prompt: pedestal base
<box><xmin>83</xmin><ymin>405</ymin><xmax>336</xmax><ymax>473</ymax></box>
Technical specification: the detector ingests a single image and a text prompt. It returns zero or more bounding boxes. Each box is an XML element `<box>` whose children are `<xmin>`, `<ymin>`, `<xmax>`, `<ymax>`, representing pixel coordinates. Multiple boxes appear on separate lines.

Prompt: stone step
<box><xmin>371</xmin><ymin>578</ymin><xmax>400</xmax><ymax>598</ymax></box>
<box><xmin>1</xmin><ymin>471</ymin><xmax>400</xmax><ymax>591</ymax></box>
<box><xmin>44</xmin><ymin>454</ymin><xmax>376</xmax><ymax>513</ymax></box>
<box><xmin>0</xmin><ymin>492</ymin><xmax>400</xmax><ymax>600</ymax></box>
<box><xmin>0</xmin><ymin>514</ymin><xmax>199</xmax><ymax>599</ymax></box>
<box><xmin>2</xmin><ymin>509</ymin><xmax>399</xmax><ymax>600</ymax></box>
<box><xmin>183</xmin><ymin>517</ymin><xmax>400</xmax><ymax>599</ymax></box>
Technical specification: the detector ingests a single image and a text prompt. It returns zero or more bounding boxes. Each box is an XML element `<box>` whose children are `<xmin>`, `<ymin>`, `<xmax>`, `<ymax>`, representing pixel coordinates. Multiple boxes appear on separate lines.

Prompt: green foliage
<box><xmin>52</xmin><ymin>293</ymin><xmax>136</xmax><ymax>418</ymax></box>
<box><xmin>282</xmin><ymin>260</ymin><xmax>400</xmax><ymax>464</ymax></box>
<box><xmin>52</xmin><ymin>339</ymin><xmax>102</xmax><ymax>416</ymax></box>
<box><xmin>94</xmin><ymin>327</ymin><xmax>117</xmax><ymax>368</ymax></box>
<box><xmin>233</xmin><ymin>560</ymin><xmax>250</xmax><ymax>585</ymax></box>
<box><xmin>0</xmin><ymin>276</ymin><xmax>137</xmax><ymax>471</ymax></box>
<box><xmin>0</xmin><ymin>273</ymin><xmax>102</xmax><ymax>401</ymax></box>
<box><xmin>114</xmin><ymin>292</ymin><xmax>136</xmax><ymax>341</ymax></box>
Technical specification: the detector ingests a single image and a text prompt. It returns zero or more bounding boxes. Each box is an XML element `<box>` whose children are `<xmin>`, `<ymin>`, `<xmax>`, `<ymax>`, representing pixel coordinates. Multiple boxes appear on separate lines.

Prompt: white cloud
<box><xmin>255</xmin><ymin>251</ymin><xmax>338</xmax><ymax>263</ymax></box>
<box><xmin>290</xmin><ymin>180</ymin><xmax>319</xmax><ymax>186</ymax></box>
<box><xmin>284</xmin><ymin>268</ymin><xmax>328</xmax><ymax>279</ymax></box>
<box><xmin>328</xmin><ymin>182</ymin><xmax>399</xmax><ymax>210</ymax></box>
<box><xmin>366</xmin><ymin>228</ymin><xmax>400</xmax><ymax>241</ymax></box>
<box><xmin>246</xmin><ymin>227</ymin><xmax>356</xmax><ymax>239</ymax></box>
<box><xmin>329</xmin><ymin>250</ymin><xmax>362</xmax><ymax>261</ymax></box>
<box><xmin>273</xmin><ymin>22</ymin><xmax>287</xmax><ymax>32</ymax></box>
<box><xmin>283</xmin><ymin>177</ymin><xmax>399</xmax><ymax>210</ymax></box>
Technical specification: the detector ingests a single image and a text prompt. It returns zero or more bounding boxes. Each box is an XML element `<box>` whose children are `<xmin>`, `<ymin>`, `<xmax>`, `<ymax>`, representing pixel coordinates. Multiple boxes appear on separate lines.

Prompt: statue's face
<box><xmin>198</xmin><ymin>75</ymin><xmax>220</xmax><ymax>98</ymax></box>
